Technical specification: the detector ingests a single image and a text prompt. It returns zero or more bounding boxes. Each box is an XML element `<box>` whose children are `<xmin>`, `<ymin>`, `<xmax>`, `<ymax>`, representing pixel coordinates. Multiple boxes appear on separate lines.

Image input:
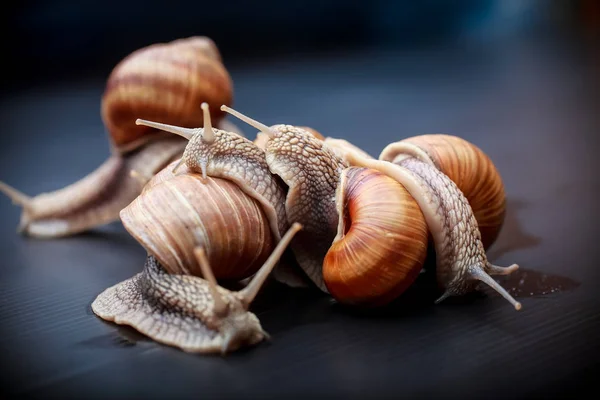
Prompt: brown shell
<box><xmin>379</xmin><ymin>134</ymin><xmax>506</xmax><ymax>249</ymax></box>
<box><xmin>120</xmin><ymin>160</ymin><xmax>275</xmax><ymax>281</ymax></box>
<box><xmin>102</xmin><ymin>36</ymin><xmax>233</xmax><ymax>153</ymax></box>
<box><xmin>323</xmin><ymin>167</ymin><xmax>428</xmax><ymax>306</ymax></box>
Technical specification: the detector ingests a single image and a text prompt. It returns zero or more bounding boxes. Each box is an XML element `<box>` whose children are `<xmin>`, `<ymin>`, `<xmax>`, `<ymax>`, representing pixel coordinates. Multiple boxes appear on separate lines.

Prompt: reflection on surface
<box><xmin>80</xmin><ymin>322</ymin><xmax>152</xmax><ymax>348</ymax></box>
<box><xmin>493</xmin><ymin>267</ymin><xmax>581</xmax><ymax>298</ymax></box>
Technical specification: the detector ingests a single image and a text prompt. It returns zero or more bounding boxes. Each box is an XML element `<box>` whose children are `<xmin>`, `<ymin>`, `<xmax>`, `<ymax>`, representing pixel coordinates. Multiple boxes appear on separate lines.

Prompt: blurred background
<box><xmin>1</xmin><ymin>2</ymin><xmax>599</xmax><ymax>397</ymax></box>
<box><xmin>1</xmin><ymin>0</ymin><xmax>598</xmax><ymax>207</ymax></box>
<box><xmin>3</xmin><ymin>0</ymin><xmax>598</xmax><ymax>90</ymax></box>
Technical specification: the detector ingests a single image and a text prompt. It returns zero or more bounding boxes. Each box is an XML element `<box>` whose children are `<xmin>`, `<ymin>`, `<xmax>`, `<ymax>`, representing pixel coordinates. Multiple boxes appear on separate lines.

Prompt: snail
<box><xmin>341</xmin><ymin>144</ymin><xmax>521</xmax><ymax>310</ymax></box>
<box><xmin>219</xmin><ymin>106</ymin><xmax>521</xmax><ymax>310</ymax></box>
<box><xmin>0</xmin><ymin>36</ymin><xmax>236</xmax><ymax>238</ymax></box>
<box><xmin>379</xmin><ymin>134</ymin><xmax>506</xmax><ymax>250</ymax></box>
<box><xmin>92</xmin><ymin>222</ymin><xmax>302</xmax><ymax>354</ymax></box>
<box><xmin>132</xmin><ymin>102</ymin><xmax>311</xmax><ymax>288</ymax></box>
<box><xmin>220</xmin><ymin>105</ymin><xmax>349</xmax><ymax>293</ymax></box>
<box><xmin>134</xmin><ymin>102</ymin><xmax>288</xmax><ymax>242</ymax></box>
<box><xmin>120</xmin><ymin>160</ymin><xmax>277</xmax><ymax>281</ymax></box>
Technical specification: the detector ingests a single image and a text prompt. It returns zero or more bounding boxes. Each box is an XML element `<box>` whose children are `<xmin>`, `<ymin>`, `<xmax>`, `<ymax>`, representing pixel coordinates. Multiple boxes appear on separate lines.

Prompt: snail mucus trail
<box><xmin>217</xmin><ymin>105</ymin><xmax>522</xmax><ymax>310</ymax></box>
<box><xmin>92</xmin><ymin>222</ymin><xmax>303</xmax><ymax>354</ymax></box>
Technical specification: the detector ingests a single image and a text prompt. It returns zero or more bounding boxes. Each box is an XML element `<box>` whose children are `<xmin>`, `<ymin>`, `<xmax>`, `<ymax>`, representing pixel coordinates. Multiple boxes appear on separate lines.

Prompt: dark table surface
<box><xmin>1</xmin><ymin>33</ymin><xmax>598</xmax><ymax>399</ymax></box>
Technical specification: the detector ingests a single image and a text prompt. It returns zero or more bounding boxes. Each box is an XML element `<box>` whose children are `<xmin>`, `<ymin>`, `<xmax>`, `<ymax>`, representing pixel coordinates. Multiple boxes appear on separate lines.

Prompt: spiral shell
<box><xmin>323</xmin><ymin>167</ymin><xmax>428</xmax><ymax>306</ymax></box>
<box><xmin>102</xmin><ymin>36</ymin><xmax>234</xmax><ymax>153</ymax></box>
<box><xmin>379</xmin><ymin>134</ymin><xmax>506</xmax><ymax>249</ymax></box>
<box><xmin>120</xmin><ymin>160</ymin><xmax>274</xmax><ymax>281</ymax></box>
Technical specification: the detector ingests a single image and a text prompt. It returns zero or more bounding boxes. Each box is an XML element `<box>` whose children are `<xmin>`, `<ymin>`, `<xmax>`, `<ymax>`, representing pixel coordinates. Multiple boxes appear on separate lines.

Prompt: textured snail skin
<box><xmin>254</xmin><ymin>126</ymin><xmax>323</xmax><ymax>150</ymax></box>
<box><xmin>264</xmin><ymin>124</ymin><xmax>348</xmax><ymax>292</ymax></box>
<box><xmin>134</xmin><ymin>111</ymin><xmax>289</xmax><ymax>242</ymax></box>
<box><xmin>185</xmin><ymin>128</ymin><xmax>289</xmax><ymax>239</ymax></box>
<box><xmin>380</xmin><ymin>134</ymin><xmax>506</xmax><ymax>250</ymax></box>
<box><xmin>91</xmin><ymin>255</ymin><xmax>265</xmax><ymax>354</ymax></box>
<box><xmin>345</xmin><ymin>151</ymin><xmax>521</xmax><ymax>309</ymax></box>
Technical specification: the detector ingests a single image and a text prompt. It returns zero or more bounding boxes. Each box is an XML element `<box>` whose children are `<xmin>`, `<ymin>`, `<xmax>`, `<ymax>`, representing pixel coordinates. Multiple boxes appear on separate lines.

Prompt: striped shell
<box><xmin>101</xmin><ymin>36</ymin><xmax>233</xmax><ymax>153</ymax></box>
<box><xmin>120</xmin><ymin>160</ymin><xmax>275</xmax><ymax>281</ymax></box>
<box><xmin>323</xmin><ymin>167</ymin><xmax>429</xmax><ymax>306</ymax></box>
<box><xmin>379</xmin><ymin>134</ymin><xmax>506</xmax><ymax>249</ymax></box>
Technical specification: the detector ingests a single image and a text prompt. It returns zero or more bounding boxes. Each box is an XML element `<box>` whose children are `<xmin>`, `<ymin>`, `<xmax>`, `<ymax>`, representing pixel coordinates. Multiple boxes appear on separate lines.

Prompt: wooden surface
<box><xmin>0</xmin><ymin>34</ymin><xmax>598</xmax><ymax>398</ymax></box>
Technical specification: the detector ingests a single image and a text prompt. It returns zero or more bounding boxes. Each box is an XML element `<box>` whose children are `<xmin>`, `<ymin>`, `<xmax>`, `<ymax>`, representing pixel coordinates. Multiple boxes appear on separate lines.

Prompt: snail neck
<box><xmin>264</xmin><ymin>126</ymin><xmax>347</xmax><ymax>292</ymax></box>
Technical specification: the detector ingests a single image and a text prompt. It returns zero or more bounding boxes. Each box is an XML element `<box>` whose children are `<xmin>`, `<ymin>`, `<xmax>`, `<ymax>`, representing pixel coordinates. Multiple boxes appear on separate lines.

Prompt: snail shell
<box><xmin>379</xmin><ymin>134</ymin><xmax>506</xmax><ymax>249</ymax></box>
<box><xmin>120</xmin><ymin>160</ymin><xmax>275</xmax><ymax>281</ymax></box>
<box><xmin>102</xmin><ymin>36</ymin><xmax>234</xmax><ymax>154</ymax></box>
<box><xmin>0</xmin><ymin>36</ymin><xmax>235</xmax><ymax>238</ymax></box>
<box><xmin>323</xmin><ymin>167</ymin><xmax>428</xmax><ymax>306</ymax></box>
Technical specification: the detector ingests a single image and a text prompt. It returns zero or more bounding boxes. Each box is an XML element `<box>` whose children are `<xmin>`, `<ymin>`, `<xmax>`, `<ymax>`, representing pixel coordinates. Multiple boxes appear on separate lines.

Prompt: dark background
<box><xmin>1</xmin><ymin>1</ymin><xmax>599</xmax><ymax>399</ymax></box>
<box><xmin>3</xmin><ymin>0</ymin><xmax>596</xmax><ymax>89</ymax></box>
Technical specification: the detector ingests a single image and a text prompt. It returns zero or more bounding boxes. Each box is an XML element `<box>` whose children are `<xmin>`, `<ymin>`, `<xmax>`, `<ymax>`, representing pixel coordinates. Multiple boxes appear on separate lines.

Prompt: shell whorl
<box><xmin>323</xmin><ymin>167</ymin><xmax>428</xmax><ymax>306</ymax></box>
<box><xmin>120</xmin><ymin>161</ymin><xmax>275</xmax><ymax>281</ymax></box>
<box><xmin>380</xmin><ymin>134</ymin><xmax>506</xmax><ymax>249</ymax></box>
<box><xmin>101</xmin><ymin>36</ymin><xmax>233</xmax><ymax>153</ymax></box>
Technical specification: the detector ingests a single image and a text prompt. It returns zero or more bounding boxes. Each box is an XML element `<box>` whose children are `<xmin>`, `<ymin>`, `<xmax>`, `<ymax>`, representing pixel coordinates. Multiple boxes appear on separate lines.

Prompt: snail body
<box><xmin>135</xmin><ymin>103</ymin><xmax>288</xmax><ymax>241</ymax></box>
<box><xmin>221</xmin><ymin>106</ymin><xmax>348</xmax><ymax>293</ymax></box>
<box><xmin>92</xmin><ymin>223</ymin><xmax>302</xmax><ymax>354</ymax></box>
<box><xmin>343</xmin><ymin>150</ymin><xmax>521</xmax><ymax>310</ymax></box>
<box><xmin>221</xmin><ymin>106</ymin><xmax>520</xmax><ymax>309</ymax></box>
<box><xmin>379</xmin><ymin>134</ymin><xmax>506</xmax><ymax>249</ymax></box>
<box><xmin>0</xmin><ymin>36</ymin><xmax>235</xmax><ymax>238</ymax></box>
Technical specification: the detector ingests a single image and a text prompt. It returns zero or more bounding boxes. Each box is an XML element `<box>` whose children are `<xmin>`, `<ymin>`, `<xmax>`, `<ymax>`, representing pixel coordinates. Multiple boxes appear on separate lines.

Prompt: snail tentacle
<box><xmin>221</xmin><ymin>106</ymin><xmax>349</xmax><ymax>293</ymax></box>
<box><xmin>0</xmin><ymin>139</ymin><xmax>185</xmax><ymax>238</ymax></box>
<box><xmin>135</xmin><ymin>105</ymin><xmax>289</xmax><ymax>242</ymax></box>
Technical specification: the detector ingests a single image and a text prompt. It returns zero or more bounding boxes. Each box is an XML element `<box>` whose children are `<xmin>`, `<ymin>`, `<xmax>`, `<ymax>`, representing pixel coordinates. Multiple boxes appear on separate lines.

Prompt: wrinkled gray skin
<box><xmin>392</xmin><ymin>157</ymin><xmax>520</xmax><ymax>307</ymax></box>
<box><xmin>91</xmin><ymin>255</ymin><xmax>266</xmax><ymax>354</ymax></box>
<box><xmin>264</xmin><ymin>124</ymin><xmax>348</xmax><ymax>293</ymax></box>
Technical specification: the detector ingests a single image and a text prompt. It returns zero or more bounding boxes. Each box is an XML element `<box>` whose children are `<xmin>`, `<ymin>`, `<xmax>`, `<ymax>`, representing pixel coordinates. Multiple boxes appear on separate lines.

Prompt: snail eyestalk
<box><xmin>220</xmin><ymin>105</ymin><xmax>276</xmax><ymax>139</ymax></box>
<box><xmin>0</xmin><ymin>181</ymin><xmax>31</xmax><ymax>209</ymax></box>
<box><xmin>135</xmin><ymin>119</ymin><xmax>196</xmax><ymax>141</ymax></box>
<box><xmin>487</xmin><ymin>263</ymin><xmax>519</xmax><ymax>276</ymax></box>
<box><xmin>200</xmin><ymin>102</ymin><xmax>215</xmax><ymax>143</ymax></box>
<box><xmin>471</xmin><ymin>266</ymin><xmax>522</xmax><ymax>310</ymax></box>
<box><xmin>240</xmin><ymin>222</ymin><xmax>302</xmax><ymax>308</ymax></box>
<box><xmin>194</xmin><ymin>247</ymin><xmax>228</xmax><ymax>317</ymax></box>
